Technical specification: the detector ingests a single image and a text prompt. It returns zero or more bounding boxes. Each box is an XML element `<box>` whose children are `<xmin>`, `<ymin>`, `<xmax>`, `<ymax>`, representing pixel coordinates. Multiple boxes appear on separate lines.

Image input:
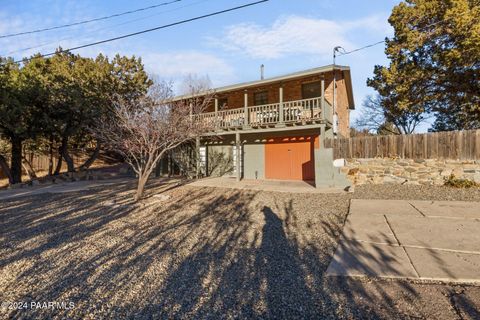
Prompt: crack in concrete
<box><xmin>347</xmin><ymin>239</ymin><xmax>480</xmax><ymax>256</ymax></box>
<box><xmin>383</xmin><ymin>214</ymin><xmax>421</xmax><ymax>278</ymax></box>
<box><xmin>409</xmin><ymin>202</ymin><xmax>427</xmax><ymax>217</ymax></box>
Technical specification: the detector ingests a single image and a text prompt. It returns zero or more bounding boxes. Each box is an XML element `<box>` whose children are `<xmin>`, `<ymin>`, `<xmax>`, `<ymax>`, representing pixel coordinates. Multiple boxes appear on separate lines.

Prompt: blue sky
<box><xmin>0</xmin><ymin>0</ymin><xmax>405</xmax><ymax>127</ymax></box>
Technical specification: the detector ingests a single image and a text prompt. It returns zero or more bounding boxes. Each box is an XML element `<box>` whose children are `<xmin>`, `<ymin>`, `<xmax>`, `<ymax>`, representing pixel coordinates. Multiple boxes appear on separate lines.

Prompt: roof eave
<box><xmin>342</xmin><ymin>69</ymin><xmax>355</xmax><ymax>110</ymax></box>
<box><xmin>174</xmin><ymin>64</ymin><xmax>351</xmax><ymax>101</ymax></box>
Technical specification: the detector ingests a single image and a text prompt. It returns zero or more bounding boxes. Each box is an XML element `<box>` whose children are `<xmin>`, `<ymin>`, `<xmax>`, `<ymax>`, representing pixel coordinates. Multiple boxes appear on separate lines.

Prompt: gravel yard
<box><xmin>0</xmin><ymin>179</ymin><xmax>479</xmax><ymax>319</ymax></box>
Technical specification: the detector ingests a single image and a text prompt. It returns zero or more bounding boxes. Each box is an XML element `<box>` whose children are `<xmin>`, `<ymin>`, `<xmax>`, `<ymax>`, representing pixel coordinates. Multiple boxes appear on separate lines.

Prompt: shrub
<box><xmin>443</xmin><ymin>174</ymin><xmax>480</xmax><ymax>188</ymax></box>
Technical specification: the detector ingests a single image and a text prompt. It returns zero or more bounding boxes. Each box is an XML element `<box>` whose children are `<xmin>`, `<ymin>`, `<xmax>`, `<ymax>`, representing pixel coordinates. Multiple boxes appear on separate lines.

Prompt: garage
<box><xmin>265</xmin><ymin>136</ymin><xmax>316</xmax><ymax>181</ymax></box>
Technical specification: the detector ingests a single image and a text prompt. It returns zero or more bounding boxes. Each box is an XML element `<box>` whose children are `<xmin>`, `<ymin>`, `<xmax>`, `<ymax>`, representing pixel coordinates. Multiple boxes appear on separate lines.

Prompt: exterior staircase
<box><xmin>314</xmin><ymin>146</ymin><xmax>351</xmax><ymax>188</ymax></box>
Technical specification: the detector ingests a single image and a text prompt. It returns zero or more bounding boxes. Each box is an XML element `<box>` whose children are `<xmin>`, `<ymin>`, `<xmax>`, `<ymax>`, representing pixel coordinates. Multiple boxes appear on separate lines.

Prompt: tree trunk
<box><xmin>53</xmin><ymin>146</ymin><xmax>63</xmax><ymax>175</ymax></box>
<box><xmin>134</xmin><ymin>174</ymin><xmax>148</xmax><ymax>202</ymax></box>
<box><xmin>154</xmin><ymin>159</ymin><xmax>162</xmax><ymax>177</ymax></box>
<box><xmin>0</xmin><ymin>154</ymin><xmax>13</xmax><ymax>185</ymax></box>
<box><xmin>48</xmin><ymin>136</ymin><xmax>54</xmax><ymax>176</ymax></box>
<box><xmin>22</xmin><ymin>156</ymin><xmax>37</xmax><ymax>180</ymax></box>
<box><xmin>59</xmin><ymin>136</ymin><xmax>75</xmax><ymax>173</ymax></box>
<box><xmin>79</xmin><ymin>142</ymin><xmax>101</xmax><ymax>171</ymax></box>
<box><xmin>168</xmin><ymin>152</ymin><xmax>172</xmax><ymax>177</ymax></box>
<box><xmin>10</xmin><ymin>137</ymin><xmax>23</xmax><ymax>184</ymax></box>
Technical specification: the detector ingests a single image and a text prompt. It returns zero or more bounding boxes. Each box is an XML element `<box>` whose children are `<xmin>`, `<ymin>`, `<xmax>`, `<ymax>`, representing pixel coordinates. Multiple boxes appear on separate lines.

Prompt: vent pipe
<box><xmin>260</xmin><ymin>64</ymin><xmax>264</xmax><ymax>80</ymax></box>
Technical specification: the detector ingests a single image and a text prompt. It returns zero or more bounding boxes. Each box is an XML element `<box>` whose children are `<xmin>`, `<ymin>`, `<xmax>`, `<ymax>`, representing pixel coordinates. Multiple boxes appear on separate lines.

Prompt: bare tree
<box><xmin>355</xmin><ymin>95</ymin><xmax>427</xmax><ymax>135</ymax></box>
<box><xmin>178</xmin><ymin>74</ymin><xmax>212</xmax><ymax>95</ymax></box>
<box><xmin>97</xmin><ymin>80</ymin><xmax>213</xmax><ymax>201</ymax></box>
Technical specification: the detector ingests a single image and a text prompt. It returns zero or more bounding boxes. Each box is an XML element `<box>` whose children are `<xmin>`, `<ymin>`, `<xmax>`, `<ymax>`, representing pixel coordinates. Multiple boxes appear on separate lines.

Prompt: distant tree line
<box><xmin>0</xmin><ymin>50</ymin><xmax>152</xmax><ymax>184</ymax></box>
<box><xmin>356</xmin><ymin>0</ymin><xmax>479</xmax><ymax>134</ymax></box>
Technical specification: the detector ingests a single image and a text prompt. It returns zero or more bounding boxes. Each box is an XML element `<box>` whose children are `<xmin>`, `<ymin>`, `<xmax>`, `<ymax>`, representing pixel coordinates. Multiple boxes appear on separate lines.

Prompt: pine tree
<box><xmin>368</xmin><ymin>0</ymin><xmax>480</xmax><ymax>131</ymax></box>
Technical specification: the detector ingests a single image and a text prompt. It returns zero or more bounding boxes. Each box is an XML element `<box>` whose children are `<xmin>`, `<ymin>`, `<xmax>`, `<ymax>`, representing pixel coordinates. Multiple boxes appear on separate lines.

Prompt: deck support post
<box><xmin>235</xmin><ymin>132</ymin><xmax>241</xmax><ymax>182</ymax></box>
<box><xmin>321</xmin><ymin>77</ymin><xmax>326</xmax><ymax>121</ymax></box>
<box><xmin>214</xmin><ymin>98</ymin><xmax>218</xmax><ymax>129</ymax></box>
<box><xmin>243</xmin><ymin>91</ymin><xmax>248</xmax><ymax>127</ymax></box>
<box><xmin>279</xmin><ymin>86</ymin><xmax>284</xmax><ymax>123</ymax></box>
<box><xmin>195</xmin><ymin>137</ymin><xmax>201</xmax><ymax>179</ymax></box>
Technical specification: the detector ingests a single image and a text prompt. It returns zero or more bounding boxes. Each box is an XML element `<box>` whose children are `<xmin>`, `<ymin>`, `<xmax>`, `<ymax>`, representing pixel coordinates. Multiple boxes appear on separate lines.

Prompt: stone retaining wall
<box><xmin>340</xmin><ymin>158</ymin><xmax>480</xmax><ymax>186</ymax></box>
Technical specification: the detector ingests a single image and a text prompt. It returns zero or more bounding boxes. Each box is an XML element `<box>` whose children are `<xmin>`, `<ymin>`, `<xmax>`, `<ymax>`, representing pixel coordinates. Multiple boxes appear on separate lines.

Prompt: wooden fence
<box><xmin>0</xmin><ymin>150</ymin><xmax>103</xmax><ymax>179</ymax></box>
<box><xmin>325</xmin><ymin>130</ymin><xmax>480</xmax><ymax>160</ymax></box>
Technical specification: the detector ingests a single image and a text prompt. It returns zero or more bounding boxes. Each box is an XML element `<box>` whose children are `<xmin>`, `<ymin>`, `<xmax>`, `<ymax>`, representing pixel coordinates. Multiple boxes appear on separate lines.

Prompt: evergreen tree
<box><xmin>368</xmin><ymin>0</ymin><xmax>480</xmax><ymax>131</ymax></box>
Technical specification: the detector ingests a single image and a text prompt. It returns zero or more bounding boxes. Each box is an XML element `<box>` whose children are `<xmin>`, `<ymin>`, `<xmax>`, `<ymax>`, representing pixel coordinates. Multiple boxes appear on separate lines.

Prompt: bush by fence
<box><xmin>325</xmin><ymin>130</ymin><xmax>480</xmax><ymax>160</ymax></box>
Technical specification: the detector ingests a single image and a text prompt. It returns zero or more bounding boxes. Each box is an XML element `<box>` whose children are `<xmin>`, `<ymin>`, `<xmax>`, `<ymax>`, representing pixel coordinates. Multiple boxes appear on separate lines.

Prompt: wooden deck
<box><xmin>195</xmin><ymin>97</ymin><xmax>332</xmax><ymax>133</ymax></box>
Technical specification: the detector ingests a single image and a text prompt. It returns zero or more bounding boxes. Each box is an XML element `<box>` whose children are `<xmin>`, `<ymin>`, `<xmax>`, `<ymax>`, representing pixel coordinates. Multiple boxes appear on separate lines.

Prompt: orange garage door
<box><xmin>265</xmin><ymin>136</ymin><xmax>316</xmax><ymax>181</ymax></box>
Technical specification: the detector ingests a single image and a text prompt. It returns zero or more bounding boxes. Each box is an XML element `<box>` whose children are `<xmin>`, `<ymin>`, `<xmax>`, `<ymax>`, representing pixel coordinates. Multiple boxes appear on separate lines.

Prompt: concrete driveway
<box><xmin>327</xmin><ymin>199</ymin><xmax>480</xmax><ymax>283</ymax></box>
<box><xmin>189</xmin><ymin>177</ymin><xmax>345</xmax><ymax>194</ymax></box>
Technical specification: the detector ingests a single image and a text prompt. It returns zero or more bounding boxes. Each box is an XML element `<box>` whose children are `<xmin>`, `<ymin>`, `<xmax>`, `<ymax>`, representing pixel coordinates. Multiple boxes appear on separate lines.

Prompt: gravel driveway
<box><xmin>0</xmin><ymin>179</ymin><xmax>479</xmax><ymax>319</ymax></box>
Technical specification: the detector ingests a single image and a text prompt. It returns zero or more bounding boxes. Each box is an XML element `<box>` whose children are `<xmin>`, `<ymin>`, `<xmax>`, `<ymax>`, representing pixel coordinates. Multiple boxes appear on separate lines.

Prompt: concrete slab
<box><xmin>349</xmin><ymin>199</ymin><xmax>422</xmax><ymax>216</ymax></box>
<box><xmin>387</xmin><ymin>215</ymin><xmax>480</xmax><ymax>253</ymax></box>
<box><xmin>406</xmin><ymin>247</ymin><xmax>480</xmax><ymax>283</ymax></box>
<box><xmin>342</xmin><ymin>214</ymin><xmax>397</xmax><ymax>245</ymax></box>
<box><xmin>188</xmin><ymin>177</ymin><xmax>346</xmax><ymax>194</ymax></box>
<box><xmin>326</xmin><ymin>241</ymin><xmax>417</xmax><ymax>278</ymax></box>
<box><xmin>409</xmin><ymin>200</ymin><xmax>480</xmax><ymax>219</ymax></box>
<box><xmin>327</xmin><ymin>199</ymin><xmax>480</xmax><ymax>284</ymax></box>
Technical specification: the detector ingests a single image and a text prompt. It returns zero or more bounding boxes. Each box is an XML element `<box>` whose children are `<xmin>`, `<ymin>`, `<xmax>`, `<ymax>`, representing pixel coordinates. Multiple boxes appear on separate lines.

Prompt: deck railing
<box><xmin>195</xmin><ymin>97</ymin><xmax>330</xmax><ymax>131</ymax></box>
<box><xmin>218</xmin><ymin>108</ymin><xmax>246</xmax><ymax>128</ymax></box>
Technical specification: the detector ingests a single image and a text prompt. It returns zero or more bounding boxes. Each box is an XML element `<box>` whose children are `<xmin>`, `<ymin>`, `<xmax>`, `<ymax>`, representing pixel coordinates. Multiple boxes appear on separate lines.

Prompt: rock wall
<box><xmin>340</xmin><ymin>158</ymin><xmax>480</xmax><ymax>186</ymax></box>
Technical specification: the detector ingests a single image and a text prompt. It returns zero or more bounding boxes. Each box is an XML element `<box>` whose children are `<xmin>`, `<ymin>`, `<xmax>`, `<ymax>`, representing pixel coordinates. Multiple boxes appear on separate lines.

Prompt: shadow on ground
<box><xmin>0</xmin><ymin>179</ymin><xmax>478</xmax><ymax>319</ymax></box>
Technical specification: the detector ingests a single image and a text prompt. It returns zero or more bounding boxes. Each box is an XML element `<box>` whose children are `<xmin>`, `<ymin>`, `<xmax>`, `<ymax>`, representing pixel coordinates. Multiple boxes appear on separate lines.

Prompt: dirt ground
<box><xmin>0</xmin><ymin>178</ymin><xmax>479</xmax><ymax>319</ymax></box>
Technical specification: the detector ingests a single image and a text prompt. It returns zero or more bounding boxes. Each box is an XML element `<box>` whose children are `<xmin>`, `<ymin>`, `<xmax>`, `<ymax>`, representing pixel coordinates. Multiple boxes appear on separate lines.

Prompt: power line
<box><xmin>5</xmin><ymin>0</ymin><xmax>210</xmax><ymax>55</ymax></box>
<box><xmin>15</xmin><ymin>0</ymin><xmax>269</xmax><ymax>63</ymax></box>
<box><xmin>336</xmin><ymin>17</ymin><xmax>454</xmax><ymax>57</ymax></box>
<box><xmin>0</xmin><ymin>0</ymin><xmax>182</xmax><ymax>39</ymax></box>
<box><xmin>337</xmin><ymin>40</ymin><xmax>386</xmax><ymax>56</ymax></box>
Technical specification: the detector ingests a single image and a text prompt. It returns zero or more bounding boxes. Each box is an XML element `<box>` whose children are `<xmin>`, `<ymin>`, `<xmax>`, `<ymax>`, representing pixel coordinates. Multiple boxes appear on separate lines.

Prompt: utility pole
<box><xmin>333</xmin><ymin>46</ymin><xmax>345</xmax><ymax>137</ymax></box>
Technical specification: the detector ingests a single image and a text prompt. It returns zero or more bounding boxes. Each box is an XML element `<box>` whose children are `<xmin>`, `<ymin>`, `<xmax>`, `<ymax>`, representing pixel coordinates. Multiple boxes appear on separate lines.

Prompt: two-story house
<box><xmin>171</xmin><ymin>64</ymin><xmax>355</xmax><ymax>188</ymax></box>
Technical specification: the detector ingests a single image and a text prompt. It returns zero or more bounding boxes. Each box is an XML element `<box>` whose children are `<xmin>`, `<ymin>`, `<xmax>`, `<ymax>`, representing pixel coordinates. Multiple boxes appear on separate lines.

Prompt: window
<box><xmin>218</xmin><ymin>98</ymin><xmax>228</xmax><ymax>109</ymax></box>
<box><xmin>302</xmin><ymin>81</ymin><xmax>321</xmax><ymax>99</ymax></box>
<box><xmin>254</xmin><ymin>91</ymin><xmax>269</xmax><ymax>105</ymax></box>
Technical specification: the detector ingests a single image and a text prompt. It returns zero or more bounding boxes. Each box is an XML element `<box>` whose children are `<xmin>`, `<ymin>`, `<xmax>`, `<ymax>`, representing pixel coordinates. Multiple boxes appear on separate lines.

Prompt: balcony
<box><xmin>195</xmin><ymin>97</ymin><xmax>332</xmax><ymax>133</ymax></box>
